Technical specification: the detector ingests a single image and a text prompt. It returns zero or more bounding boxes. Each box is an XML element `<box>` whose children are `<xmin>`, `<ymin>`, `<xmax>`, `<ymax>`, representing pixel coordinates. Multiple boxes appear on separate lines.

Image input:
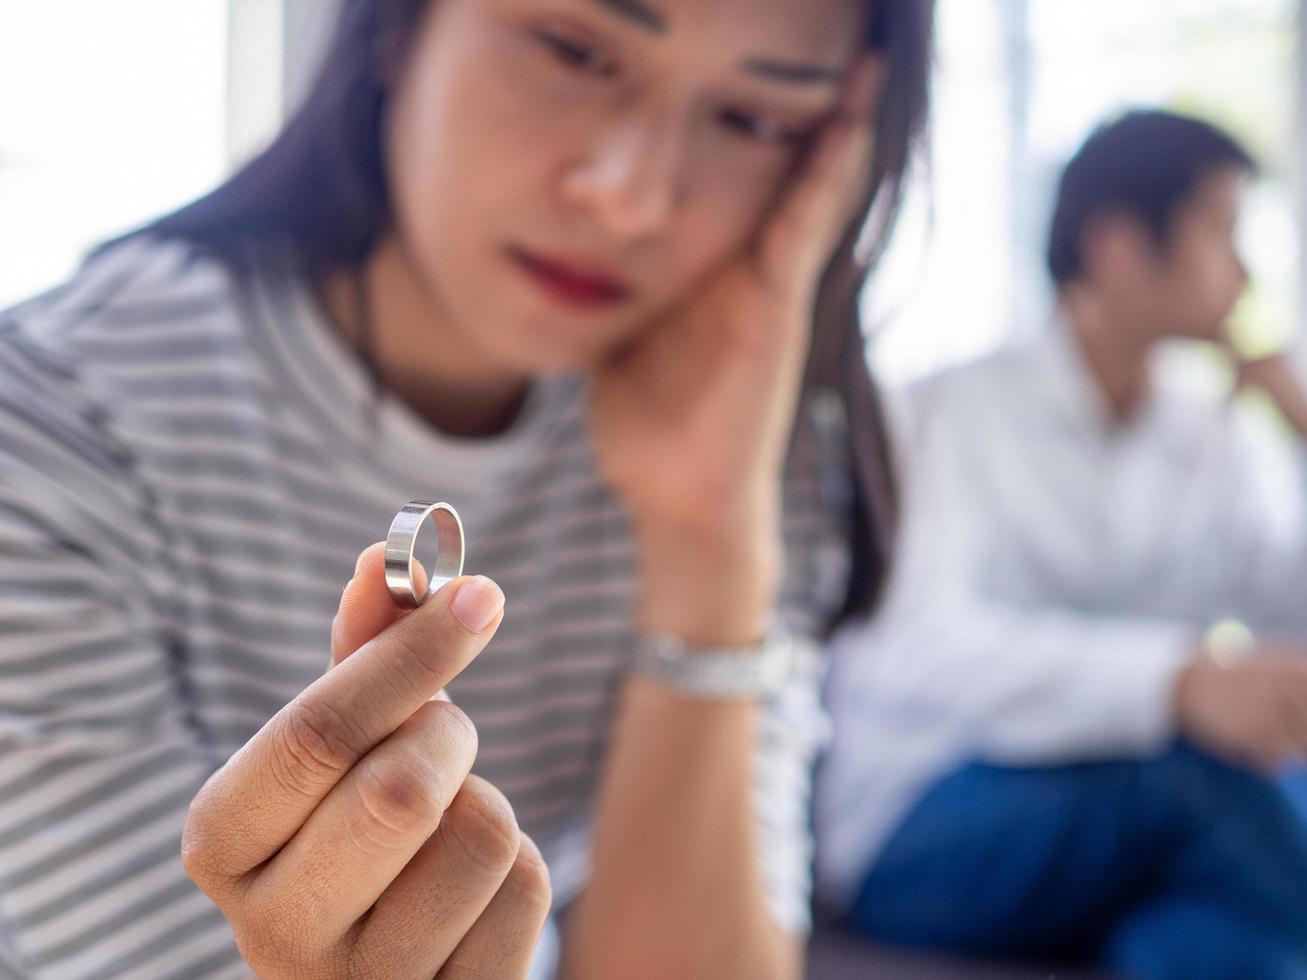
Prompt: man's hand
<box><xmin>1234</xmin><ymin>351</ymin><xmax>1307</xmax><ymax>440</ymax></box>
<box><xmin>1174</xmin><ymin>650</ymin><xmax>1307</xmax><ymax>772</ymax></box>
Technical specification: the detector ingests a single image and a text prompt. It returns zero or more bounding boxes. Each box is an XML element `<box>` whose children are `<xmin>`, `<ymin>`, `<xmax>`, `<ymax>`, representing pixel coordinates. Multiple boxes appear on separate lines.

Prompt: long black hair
<box><xmin>126</xmin><ymin>0</ymin><xmax>934</xmax><ymax>628</ymax></box>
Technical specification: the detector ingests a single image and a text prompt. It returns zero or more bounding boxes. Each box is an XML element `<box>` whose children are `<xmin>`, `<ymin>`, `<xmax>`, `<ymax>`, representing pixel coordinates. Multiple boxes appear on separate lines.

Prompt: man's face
<box><xmin>1140</xmin><ymin>168</ymin><xmax>1250</xmax><ymax>342</ymax></box>
<box><xmin>380</xmin><ymin>0</ymin><xmax>866</xmax><ymax>374</ymax></box>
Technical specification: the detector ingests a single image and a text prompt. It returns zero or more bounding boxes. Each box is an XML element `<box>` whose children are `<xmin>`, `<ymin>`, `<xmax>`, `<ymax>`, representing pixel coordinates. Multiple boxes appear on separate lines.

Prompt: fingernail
<box><xmin>354</xmin><ymin>550</ymin><xmax>371</xmax><ymax>575</ymax></box>
<box><xmin>450</xmin><ymin>576</ymin><xmax>504</xmax><ymax>633</ymax></box>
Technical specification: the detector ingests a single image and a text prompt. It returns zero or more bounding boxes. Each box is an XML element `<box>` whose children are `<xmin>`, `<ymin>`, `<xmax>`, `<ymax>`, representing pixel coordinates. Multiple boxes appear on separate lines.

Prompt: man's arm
<box><xmin>1237</xmin><ymin>351</ymin><xmax>1307</xmax><ymax>441</ymax></box>
<box><xmin>1210</xmin><ymin>350</ymin><xmax>1307</xmax><ymax>635</ymax></box>
<box><xmin>841</xmin><ymin>367</ymin><xmax>1307</xmax><ymax>767</ymax></box>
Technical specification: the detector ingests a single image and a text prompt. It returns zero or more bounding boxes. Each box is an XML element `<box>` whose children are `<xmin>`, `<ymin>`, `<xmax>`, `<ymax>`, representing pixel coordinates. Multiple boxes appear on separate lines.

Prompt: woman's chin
<box><xmin>487</xmin><ymin>302</ymin><xmax>646</xmax><ymax>373</ymax></box>
<box><xmin>477</xmin><ymin>323</ymin><xmax>617</xmax><ymax>376</ymax></box>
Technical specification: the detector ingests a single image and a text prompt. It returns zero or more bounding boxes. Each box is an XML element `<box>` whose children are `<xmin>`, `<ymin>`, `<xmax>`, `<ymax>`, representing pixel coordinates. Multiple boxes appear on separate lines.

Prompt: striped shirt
<box><xmin>0</xmin><ymin>236</ymin><xmax>850</xmax><ymax>978</ymax></box>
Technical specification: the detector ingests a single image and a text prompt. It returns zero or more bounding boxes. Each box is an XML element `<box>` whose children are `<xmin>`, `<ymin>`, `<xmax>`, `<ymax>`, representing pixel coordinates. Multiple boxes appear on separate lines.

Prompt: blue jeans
<box><xmin>845</xmin><ymin>742</ymin><xmax>1307</xmax><ymax>979</ymax></box>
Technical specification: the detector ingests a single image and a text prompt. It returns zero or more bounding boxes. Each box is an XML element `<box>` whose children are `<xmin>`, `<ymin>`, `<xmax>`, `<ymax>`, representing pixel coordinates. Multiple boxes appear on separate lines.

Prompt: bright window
<box><xmin>0</xmin><ymin>1</ymin><xmax>229</xmax><ymax>307</ymax></box>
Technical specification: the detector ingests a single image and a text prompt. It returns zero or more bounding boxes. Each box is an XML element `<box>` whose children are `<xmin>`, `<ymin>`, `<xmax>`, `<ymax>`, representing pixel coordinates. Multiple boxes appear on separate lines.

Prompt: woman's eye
<box><xmin>531</xmin><ymin>28</ymin><xmax>617</xmax><ymax>78</ymax></box>
<box><xmin>718</xmin><ymin>108</ymin><xmax>809</xmax><ymax>147</ymax></box>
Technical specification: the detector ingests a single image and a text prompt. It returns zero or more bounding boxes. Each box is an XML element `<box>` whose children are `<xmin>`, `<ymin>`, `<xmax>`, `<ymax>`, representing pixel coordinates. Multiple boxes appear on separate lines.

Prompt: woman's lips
<box><xmin>507</xmin><ymin>246</ymin><xmax>633</xmax><ymax>310</ymax></box>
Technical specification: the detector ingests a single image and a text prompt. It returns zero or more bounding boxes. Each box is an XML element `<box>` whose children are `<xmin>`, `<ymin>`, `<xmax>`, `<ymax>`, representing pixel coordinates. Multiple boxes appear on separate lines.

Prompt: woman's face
<box><xmin>383</xmin><ymin>0</ymin><xmax>866</xmax><ymax>373</ymax></box>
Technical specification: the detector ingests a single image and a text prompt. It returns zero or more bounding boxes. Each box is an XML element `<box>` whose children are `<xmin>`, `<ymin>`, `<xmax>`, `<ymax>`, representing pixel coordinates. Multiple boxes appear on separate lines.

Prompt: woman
<box><xmin>0</xmin><ymin>0</ymin><xmax>930</xmax><ymax>976</ymax></box>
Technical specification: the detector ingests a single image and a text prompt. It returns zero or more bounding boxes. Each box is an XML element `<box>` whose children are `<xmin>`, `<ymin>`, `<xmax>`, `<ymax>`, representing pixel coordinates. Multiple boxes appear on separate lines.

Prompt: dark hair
<box><xmin>1047</xmin><ymin>109</ymin><xmax>1257</xmax><ymax>287</ymax></box>
<box><xmin>118</xmin><ymin>0</ymin><xmax>934</xmax><ymax>628</ymax></box>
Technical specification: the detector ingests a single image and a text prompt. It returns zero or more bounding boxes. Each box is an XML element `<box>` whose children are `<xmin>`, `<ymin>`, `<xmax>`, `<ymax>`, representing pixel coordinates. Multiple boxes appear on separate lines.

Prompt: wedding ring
<box><xmin>384</xmin><ymin>500</ymin><xmax>465</xmax><ymax>608</ymax></box>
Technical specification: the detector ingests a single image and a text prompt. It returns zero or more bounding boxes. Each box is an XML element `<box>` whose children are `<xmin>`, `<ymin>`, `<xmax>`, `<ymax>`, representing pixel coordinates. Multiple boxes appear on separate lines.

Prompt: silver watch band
<box><xmin>631</xmin><ymin>629</ymin><xmax>795</xmax><ymax>699</ymax></box>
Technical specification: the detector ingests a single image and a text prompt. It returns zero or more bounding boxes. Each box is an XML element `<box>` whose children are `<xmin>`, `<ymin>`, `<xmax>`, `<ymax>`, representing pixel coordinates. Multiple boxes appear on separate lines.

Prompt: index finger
<box><xmin>184</xmin><ymin>573</ymin><xmax>505</xmax><ymax>885</ymax></box>
<box><xmin>331</xmin><ymin>541</ymin><xmax>430</xmax><ymax>668</ymax></box>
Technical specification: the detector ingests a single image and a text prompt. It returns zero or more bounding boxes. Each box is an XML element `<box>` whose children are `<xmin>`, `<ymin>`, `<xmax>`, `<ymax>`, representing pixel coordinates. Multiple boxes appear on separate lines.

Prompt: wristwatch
<box><xmin>631</xmin><ymin>629</ymin><xmax>796</xmax><ymax>700</ymax></box>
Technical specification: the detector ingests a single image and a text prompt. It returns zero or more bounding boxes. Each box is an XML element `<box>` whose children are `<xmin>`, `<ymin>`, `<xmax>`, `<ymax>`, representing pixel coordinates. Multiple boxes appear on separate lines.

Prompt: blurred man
<box><xmin>816</xmin><ymin>110</ymin><xmax>1307</xmax><ymax>978</ymax></box>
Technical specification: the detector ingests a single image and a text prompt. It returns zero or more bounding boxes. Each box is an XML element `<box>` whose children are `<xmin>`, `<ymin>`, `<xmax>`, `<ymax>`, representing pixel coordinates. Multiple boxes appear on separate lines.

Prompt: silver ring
<box><xmin>384</xmin><ymin>500</ymin><xmax>465</xmax><ymax>608</ymax></box>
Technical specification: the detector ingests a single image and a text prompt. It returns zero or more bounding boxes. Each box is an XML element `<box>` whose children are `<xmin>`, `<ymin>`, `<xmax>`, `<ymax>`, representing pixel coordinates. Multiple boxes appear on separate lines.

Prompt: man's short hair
<box><xmin>1046</xmin><ymin>109</ymin><xmax>1257</xmax><ymax>286</ymax></box>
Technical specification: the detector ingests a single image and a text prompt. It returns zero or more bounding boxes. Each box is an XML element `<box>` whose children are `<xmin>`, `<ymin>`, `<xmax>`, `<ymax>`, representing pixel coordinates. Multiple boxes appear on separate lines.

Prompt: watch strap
<box><xmin>631</xmin><ymin>629</ymin><xmax>795</xmax><ymax>699</ymax></box>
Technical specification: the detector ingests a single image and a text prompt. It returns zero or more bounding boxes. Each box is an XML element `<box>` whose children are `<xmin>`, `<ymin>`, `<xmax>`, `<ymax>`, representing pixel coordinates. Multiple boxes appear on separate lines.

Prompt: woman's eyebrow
<box><xmin>586</xmin><ymin>0</ymin><xmax>666</xmax><ymax>33</ymax></box>
<box><xmin>583</xmin><ymin>0</ymin><xmax>846</xmax><ymax>86</ymax></box>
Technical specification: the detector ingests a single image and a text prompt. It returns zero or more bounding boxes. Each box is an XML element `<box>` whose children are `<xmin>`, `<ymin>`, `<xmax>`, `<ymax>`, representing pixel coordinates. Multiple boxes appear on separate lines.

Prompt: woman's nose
<box><xmin>561</xmin><ymin>115</ymin><xmax>684</xmax><ymax>242</ymax></box>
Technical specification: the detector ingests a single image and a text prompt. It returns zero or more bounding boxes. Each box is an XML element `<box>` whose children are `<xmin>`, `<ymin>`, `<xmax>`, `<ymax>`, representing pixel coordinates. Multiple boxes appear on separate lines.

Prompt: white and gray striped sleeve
<box><xmin>751</xmin><ymin>637</ymin><xmax>831</xmax><ymax>937</ymax></box>
<box><xmin>750</xmin><ymin>421</ymin><xmax>847</xmax><ymax>939</ymax></box>
<box><xmin>0</xmin><ymin>334</ymin><xmax>244</xmax><ymax>979</ymax></box>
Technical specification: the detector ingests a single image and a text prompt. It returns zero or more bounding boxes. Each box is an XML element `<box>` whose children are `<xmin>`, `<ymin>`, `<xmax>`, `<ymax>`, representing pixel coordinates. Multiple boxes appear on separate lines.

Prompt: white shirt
<box><xmin>814</xmin><ymin>319</ymin><xmax>1307</xmax><ymax>908</ymax></box>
